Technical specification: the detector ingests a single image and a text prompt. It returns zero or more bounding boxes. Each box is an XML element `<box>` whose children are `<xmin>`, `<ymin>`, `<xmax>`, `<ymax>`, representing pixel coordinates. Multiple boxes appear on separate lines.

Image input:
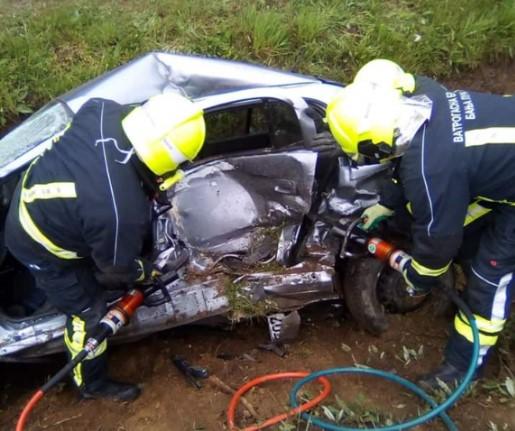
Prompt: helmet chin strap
<box><xmin>357</xmin><ymin>140</ymin><xmax>394</xmax><ymax>161</ymax></box>
<box><xmin>130</xmin><ymin>155</ymin><xmax>165</xmax><ymax>200</ymax></box>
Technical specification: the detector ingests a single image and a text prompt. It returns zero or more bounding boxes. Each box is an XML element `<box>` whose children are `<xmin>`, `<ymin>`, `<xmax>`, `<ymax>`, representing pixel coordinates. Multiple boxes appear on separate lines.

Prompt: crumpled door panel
<box><xmin>168</xmin><ymin>151</ymin><xmax>317</xmax><ymax>254</ymax></box>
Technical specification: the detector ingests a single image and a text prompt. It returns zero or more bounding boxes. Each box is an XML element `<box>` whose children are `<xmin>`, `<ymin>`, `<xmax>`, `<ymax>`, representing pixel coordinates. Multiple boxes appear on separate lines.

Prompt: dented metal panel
<box><xmin>168</xmin><ymin>151</ymin><xmax>317</xmax><ymax>253</ymax></box>
<box><xmin>61</xmin><ymin>52</ymin><xmax>321</xmax><ymax>112</ymax></box>
<box><xmin>0</xmin><ymin>314</ymin><xmax>65</xmax><ymax>356</ymax></box>
<box><xmin>326</xmin><ymin>157</ymin><xmax>391</xmax><ymax>217</ymax></box>
<box><xmin>129</xmin><ymin>279</ymin><xmax>230</xmax><ymax>328</ymax></box>
<box><xmin>0</xmin><ymin>53</ymin><xmax>333</xmax><ymax>179</ymax></box>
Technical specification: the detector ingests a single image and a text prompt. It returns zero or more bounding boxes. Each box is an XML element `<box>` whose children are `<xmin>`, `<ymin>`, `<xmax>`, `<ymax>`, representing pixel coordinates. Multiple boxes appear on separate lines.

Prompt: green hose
<box><xmin>289</xmin><ymin>288</ymin><xmax>479</xmax><ymax>430</ymax></box>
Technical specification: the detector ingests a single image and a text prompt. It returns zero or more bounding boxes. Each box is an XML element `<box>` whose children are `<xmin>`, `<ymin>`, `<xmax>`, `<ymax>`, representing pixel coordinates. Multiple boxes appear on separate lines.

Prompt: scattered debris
<box><xmin>258</xmin><ymin>342</ymin><xmax>287</xmax><ymax>357</ymax></box>
<box><xmin>45</xmin><ymin>414</ymin><xmax>82</xmax><ymax>428</ymax></box>
<box><xmin>207</xmin><ymin>376</ymin><xmax>258</xmax><ymax>419</ymax></box>
<box><xmin>172</xmin><ymin>355</ymin><xmax>209</xmax><ymax>389</ymax></box>
<box><xmin>216</xmin><ymin>352</ymin><xmax>258</xmax><ymax>362</ymax></box>
<box><xmin>340</xmin><ymin>342</ymin><xmax>352</xmax><ymax>353</ymax></box>
<box><xmin>317</xmin><ymin>394</ymin><xmax>395</xmax><ymax>428</ymax></box>
<box><xmin>368</xmin><ymin>344</ymin><xmax>378</xmax><ymax>354</ymax></box>
<box><xmin>482</xmin><ymin>376</ymin><xmax>515</xmax><ymax>402</ymax></box>
<box><xmin>395</xmin><ymin>344</ymin><xmax>424</xmax><ymax>366</ymax></box>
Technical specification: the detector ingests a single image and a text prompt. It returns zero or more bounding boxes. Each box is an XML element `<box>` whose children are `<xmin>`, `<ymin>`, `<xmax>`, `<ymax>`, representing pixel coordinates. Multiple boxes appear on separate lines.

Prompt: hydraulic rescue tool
<box><xmin>364</xmin><ymin>237</ymin><xmax>411</xmax><ymax>272</ymax></box>
<box><xmin>336</xmin><ymin>217</ymin><xmax>412</xmax><ymax>275</ymax></box>
<box><xmin>16</xmin><ymin>273</ymin><xmax>176</xmax><ymax>431</ymax></box>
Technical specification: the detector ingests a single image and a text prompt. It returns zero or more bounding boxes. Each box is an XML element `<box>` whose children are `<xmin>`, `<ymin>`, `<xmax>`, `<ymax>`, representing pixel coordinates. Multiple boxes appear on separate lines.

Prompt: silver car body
<box><xmin>0</xmin><ymin>52</ymin><xmax>388</xmax><ymax>360</ymax></box>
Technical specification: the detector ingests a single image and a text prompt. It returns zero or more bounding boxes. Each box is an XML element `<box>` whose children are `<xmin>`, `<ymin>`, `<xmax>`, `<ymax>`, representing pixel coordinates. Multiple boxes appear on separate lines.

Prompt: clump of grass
<box><xmin>482</xmin><ymin>376</ymin><xmax>515</xmax><ymax>403</ymax></box>
<box><xmin>223</xmin><ymin>276</ymin><xmax>277</xmax><ymax>320</ymax></box>
<box><xmin>238</xmin><ymin>5</ymin><xmax>290</xmax><ymax>62</ymax></box>
<box><xmin>498</xmin><ymin>314</ymin><xmax>515</xmax><ymax>371</ymax></box>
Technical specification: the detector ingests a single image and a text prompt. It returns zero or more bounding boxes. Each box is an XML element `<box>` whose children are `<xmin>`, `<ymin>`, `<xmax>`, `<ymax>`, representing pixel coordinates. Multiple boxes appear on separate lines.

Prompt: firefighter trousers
<box><xmin>40</xmin><ymin>263</ymin><xmax>109</xmax><ymax>388</ymax></box>
<box><xmin>5</xmin><ymin>214</ymin><xmax>108</xmax><ymax>389</ymax></box>
<box><xmin>445</xmin><ymin>205</ymin><xmax>515</xmax><ymax>371</ymax></box>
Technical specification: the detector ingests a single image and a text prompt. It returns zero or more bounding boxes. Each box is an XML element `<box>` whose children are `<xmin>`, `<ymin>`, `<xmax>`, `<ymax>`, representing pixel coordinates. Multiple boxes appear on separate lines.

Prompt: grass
<box><xmin>0</xmin><ymin>0</ymin><xmax>514</xmax><ymax>127</ymax></box>
<box><xmin>281</xmin><ymin>393</ymin><xmax>397</xmax><ymax>429</ymax></box>
<box><xmin>224</xmin><ymin>276</ymin><xmax>278</xmax><ymax>319</ymax></box>
<box><xmin>498</xmin><ymin>313</ymin><xmax>515</xmax><ymax>366</ymax></box>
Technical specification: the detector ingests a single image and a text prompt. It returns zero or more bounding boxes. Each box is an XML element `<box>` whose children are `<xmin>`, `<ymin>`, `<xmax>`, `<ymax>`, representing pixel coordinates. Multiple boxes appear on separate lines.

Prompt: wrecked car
<box><xmin>0</xmin><ymin>52</ymin><xmax>412</xmax><ymax>361</ymax></box>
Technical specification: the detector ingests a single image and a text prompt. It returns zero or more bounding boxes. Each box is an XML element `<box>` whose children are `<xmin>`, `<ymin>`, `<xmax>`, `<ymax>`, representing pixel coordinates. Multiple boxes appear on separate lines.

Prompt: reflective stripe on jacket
<box><xmin>19</xmin><ymin>161</ymin><xmax>80</xmax><ymax>259</ymax></box>
<box><xmin>398</xmin><ymin>77</ymin><xmax>515</xmax><ymax>276</ymax></box>
<box><xmin>16</xmin><ymin>98</ymin><xmax>151</xmax><ymax>276</ymax></box>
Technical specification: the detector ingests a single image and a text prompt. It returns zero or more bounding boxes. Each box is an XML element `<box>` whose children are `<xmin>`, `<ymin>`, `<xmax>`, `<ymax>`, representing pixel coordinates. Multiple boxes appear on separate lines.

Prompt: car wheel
<box><xmin>343</xmin><ymin>257</ymin><xmax>457</xmax><ymax>335</ymax></box>
<box><xmin>342</xmin><ymin>257</ymin><xmax>389</xmax><ymax>335</ymax></box>
<box><xmin>376</xmin><ymin>266</ymin><xmax>428</xmax><ymax>313</ymax></box>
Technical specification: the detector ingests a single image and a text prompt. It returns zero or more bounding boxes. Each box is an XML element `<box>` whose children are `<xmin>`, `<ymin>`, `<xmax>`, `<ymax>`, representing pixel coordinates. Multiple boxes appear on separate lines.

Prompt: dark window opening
<box><xmin>198</xmin><ymin>100</ymin><xmax>302</xmax><ymax>159</ymax></box>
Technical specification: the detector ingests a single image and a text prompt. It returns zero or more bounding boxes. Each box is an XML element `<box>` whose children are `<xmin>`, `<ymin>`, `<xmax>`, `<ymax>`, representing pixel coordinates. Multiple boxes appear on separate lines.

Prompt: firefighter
<box><xmin>5</xmin><ymin>93</ymin><xmax>205</xmax><ymax>400</ymax></box>
<box><xmin>325</xmin><ymin>59</ymin><xmax>515</xmax><ymax>390</ymax></box>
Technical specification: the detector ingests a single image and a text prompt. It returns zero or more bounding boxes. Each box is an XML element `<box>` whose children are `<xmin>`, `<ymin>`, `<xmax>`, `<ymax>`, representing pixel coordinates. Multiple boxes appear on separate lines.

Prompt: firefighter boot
<box><xmin>81</xmin><ymin>378</ymin><xmax>141</xmax><ymax>401</ymax></box>
<box><xmin>70</xmin><ymin>345</ymin><xmax>141</xmax><ymax>402</ymax></box>
<box><xmin>78</xmin><ymin>353</ymin><xmax>141</xmax><ymax>401</ymax></box>
<box><xmin>417</xmin><ymin>361</ymin><xmax>470</xmax><ymax>392</ymax></box>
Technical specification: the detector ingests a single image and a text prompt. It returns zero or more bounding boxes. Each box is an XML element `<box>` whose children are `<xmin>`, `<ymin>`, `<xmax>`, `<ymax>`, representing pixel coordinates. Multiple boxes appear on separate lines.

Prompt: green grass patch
<box><xmin>223</xmin><ymin>276</ymin><xmax>277</xmax><ymax>320</ymax></box>
<box><xmin>281</xmin><ymin>393</ymin><xmax>398</xmax><ymax>429</ymax></box>
<box><xmin>0</xmin><ymin>0</ymin><xmax>514</xmax><ymax>127</ymax></box>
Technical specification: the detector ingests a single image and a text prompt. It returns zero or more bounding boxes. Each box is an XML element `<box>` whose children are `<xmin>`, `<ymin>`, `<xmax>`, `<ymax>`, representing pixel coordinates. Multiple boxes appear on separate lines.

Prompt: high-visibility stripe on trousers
<box><xmin>445</xmin><ymin>205</ymin><xmax>515</xmax><ymax>371</ymax></box>
<box><xmin>64</xmin><ymin>315</ymin><xmax>107</xmax><ymax>387</ymax></box>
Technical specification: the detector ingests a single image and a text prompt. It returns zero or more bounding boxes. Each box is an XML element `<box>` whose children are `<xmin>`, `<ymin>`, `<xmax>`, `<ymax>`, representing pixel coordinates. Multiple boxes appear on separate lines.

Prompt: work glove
<box><xmin>96</xmin><ymin>258</ymin><xmax>160</xmax><ymax>289</ymax></box>
<box><xmin>134</xmin><ymin>258</ymin><xmax>161</xmax><ymax>285</ymax></box>
<box><xmin>360</xmin><ymin>203</ymin><xmax>394</xmax><ymax>231</ymax></box>
<box><xmin>402</xmin><ymin>260</ymin><xmax>436</xmax><ymax>297</ymax></box>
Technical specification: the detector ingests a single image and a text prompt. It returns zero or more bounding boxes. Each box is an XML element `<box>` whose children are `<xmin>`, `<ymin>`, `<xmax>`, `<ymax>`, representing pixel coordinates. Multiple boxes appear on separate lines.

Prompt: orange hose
<box><xmin>227</xmin><ymin>372</ymin><xmax>332</xmax><ymax>431</ymax></box>
<box><xmin>16</xmin><ymin>389</ymin><xmax>44</xmax><ymax>431</ymax></box>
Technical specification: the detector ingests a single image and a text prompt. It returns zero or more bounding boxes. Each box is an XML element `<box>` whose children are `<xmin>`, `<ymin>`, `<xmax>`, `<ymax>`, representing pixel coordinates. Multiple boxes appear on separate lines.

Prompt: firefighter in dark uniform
<box><xmin>325</xmin><ymin>59</ymin><xmax>515</xmax><ymax>389</ymax></box>
<box><xmin>5</xmin><ymin>93</ymin><xmax>206</xmax><ymax>400</ymax></box>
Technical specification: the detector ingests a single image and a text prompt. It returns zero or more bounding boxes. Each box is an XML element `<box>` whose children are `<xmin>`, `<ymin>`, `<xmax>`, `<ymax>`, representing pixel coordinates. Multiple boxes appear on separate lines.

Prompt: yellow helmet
<box><xmin>354</xmin><ymin>59</ymin><xmax>415</xmax><ymax>93</ymax></box>
<box><xmin>325</xmin><ymin>82</ymin><xmax>403</xmax><ymax>160</ymax></box>
<box><xmin>122</xmin><ymin>93</ymin><xmax>206</xmax><ymax>176</ymax></box>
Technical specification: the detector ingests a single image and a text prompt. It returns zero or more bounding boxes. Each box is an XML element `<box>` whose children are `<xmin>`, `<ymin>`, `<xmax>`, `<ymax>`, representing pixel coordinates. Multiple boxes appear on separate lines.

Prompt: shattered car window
<box><xmin>0</xmin><ymin>102</ymin><xmax>71</xmax><ymax>172</ymax></box>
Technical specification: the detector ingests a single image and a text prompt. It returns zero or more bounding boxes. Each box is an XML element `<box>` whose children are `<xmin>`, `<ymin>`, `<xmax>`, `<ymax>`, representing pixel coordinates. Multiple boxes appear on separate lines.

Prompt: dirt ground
<box><xmin>1</xmin><ymin>61</ymin><xmax>515</xmax><ymax>431</ymax></box>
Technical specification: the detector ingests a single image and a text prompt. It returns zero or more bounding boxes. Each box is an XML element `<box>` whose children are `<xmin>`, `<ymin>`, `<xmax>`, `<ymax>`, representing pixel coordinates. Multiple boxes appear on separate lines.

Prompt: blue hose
<box><xmin>289</xmin><ymin>291</ymin><xmax>479</xmax><ymax>430</ymax></box>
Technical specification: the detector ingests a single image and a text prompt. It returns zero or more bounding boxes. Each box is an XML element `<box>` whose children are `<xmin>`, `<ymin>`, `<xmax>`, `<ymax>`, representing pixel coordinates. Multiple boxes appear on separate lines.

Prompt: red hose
<box><xmin>227</xmin><ymin>372</ymin><xmax>332</xmax><ymax>431</ymax></box>
<box><xmin>16</xmin><ymin>389</ymin><xmax>44</xmax><ymax>431</ymax></box>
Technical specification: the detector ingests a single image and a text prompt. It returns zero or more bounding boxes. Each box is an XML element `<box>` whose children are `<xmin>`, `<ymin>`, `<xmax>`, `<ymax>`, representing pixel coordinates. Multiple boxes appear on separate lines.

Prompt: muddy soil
<box><xmin>1</xmin><ymin>304</ymin><xmax>515</xmax><ymax>431</ymax></box>
<box><xmin>1</xmin><ymin>61</ymin><xmax>514</xmax><ymax>431</ymax></box>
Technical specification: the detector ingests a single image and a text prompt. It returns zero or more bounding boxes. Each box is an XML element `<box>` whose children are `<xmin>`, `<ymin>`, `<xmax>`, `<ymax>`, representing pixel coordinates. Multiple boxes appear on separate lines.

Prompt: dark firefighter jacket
<box><xmin>380</xmin><ymin>77</ymin><xmax>515</xmax><ymax>280</ymax></box>
<box><xmin>16</xmin><ymin>98</ymin><xmax>151</xmax><ymax>281</ymax></box>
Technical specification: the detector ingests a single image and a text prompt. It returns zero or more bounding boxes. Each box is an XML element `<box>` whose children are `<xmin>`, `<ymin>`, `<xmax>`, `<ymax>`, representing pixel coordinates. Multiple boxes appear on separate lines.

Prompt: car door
<box><xmin>166</xmin><ymin>90</ymin><xmax>319</xmax><ymax>255</ymax></box>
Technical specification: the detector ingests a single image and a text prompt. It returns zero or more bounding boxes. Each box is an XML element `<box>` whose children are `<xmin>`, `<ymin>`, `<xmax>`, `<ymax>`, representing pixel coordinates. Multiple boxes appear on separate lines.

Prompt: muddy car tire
<box><xmin>342</xmin><ymin>257</ymin><xmax>389</xmax><ymax>335</ymax></box>
<box><xmin>376</xmin><ymin>266</ymin><xmax>429</xmax><ymax>314</ymax></box>
<box><xmin>343</xmin><ymin>258</ymin><xmax>458</xmax><ymax>335</ymax></box>
<box><xmin>378</xmin><ymin>264</ymin><xmax>457</xmax><ymax>317</ymax></box>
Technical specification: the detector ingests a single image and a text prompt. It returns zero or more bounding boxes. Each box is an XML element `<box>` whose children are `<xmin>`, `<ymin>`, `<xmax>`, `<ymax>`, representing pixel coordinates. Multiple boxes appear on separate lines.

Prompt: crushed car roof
<box><xmin>0</xmin><ymin>51</ymin><xmax>342</xmax><ymax>179</ymax></box>
<box><xmin>60</xmin><ymin>51</ymin><xmax>323</xmax><ymax>111</ymax></box>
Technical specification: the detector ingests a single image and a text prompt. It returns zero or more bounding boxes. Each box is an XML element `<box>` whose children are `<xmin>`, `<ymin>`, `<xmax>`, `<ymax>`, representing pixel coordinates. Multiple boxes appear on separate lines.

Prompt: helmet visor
<box><xmin>393</xmin><ymin>94</ymin><xmax>433</xmax><ymax>157</ymax></box>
